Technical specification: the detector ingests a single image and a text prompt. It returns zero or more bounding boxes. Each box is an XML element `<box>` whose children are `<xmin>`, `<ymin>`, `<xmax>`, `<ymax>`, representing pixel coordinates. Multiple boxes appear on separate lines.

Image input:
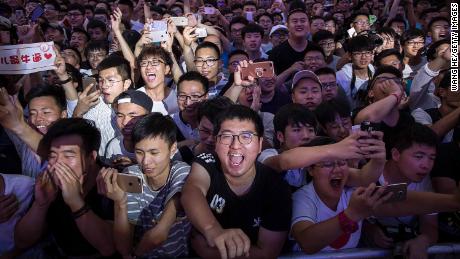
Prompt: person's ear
<box><xmin>123</xmin><ymin>78</ymin><xmax>132</xmax><ymax>90</ymax></box>
<box><xmin>169</xmin><ymin>142</ymin><xmax>177</xmax><ymax>159</ymax></box>
<box><xmin>391</xmin><ymin>147</ymin><xmax>400</xmax><ymax>162</ymax></box>
<box><xmin>276</xmin><ymin>131</ymin><xmax>285</xmax><ymax>145</ymax></box>
<box><xmin>61</xmin><ymin>109</ymin><xmax>67</xmax><ymax>118</ymax></box>
<box><xmin>165</xmin><ymin>65</ymin><xmax>171</xmax><ymax>76</ymax></box>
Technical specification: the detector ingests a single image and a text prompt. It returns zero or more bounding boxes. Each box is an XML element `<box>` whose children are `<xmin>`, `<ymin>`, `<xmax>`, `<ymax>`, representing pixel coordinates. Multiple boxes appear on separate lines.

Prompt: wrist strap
<box><xmin>72</xmin><ymin>203</ymin><xmax>90</xmax><ymax>220</ymax></box>
<box><xmin>338</xmin><ymin>211</ymin><xmax>359</xmax><ymax>234</ymax></box>
<box><xmin>390</xmin><ymin>93</ymin><xmax>402</xmax><ymax>104</ymax></box>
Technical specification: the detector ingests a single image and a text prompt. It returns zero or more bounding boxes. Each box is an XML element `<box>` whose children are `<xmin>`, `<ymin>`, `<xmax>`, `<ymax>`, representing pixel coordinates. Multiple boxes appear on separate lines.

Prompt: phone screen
<box><xmin>30</xmin><ymin>5</ymin><xmax>44</xmax><ymax>22</ymax></box>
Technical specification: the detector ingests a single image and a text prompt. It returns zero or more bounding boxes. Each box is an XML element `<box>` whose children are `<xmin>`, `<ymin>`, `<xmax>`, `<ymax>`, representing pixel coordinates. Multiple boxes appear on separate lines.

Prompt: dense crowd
<box><xmin>0</xmin><ymin>0</ymin><xmax>458</xmax><ymax>257</ymax></box>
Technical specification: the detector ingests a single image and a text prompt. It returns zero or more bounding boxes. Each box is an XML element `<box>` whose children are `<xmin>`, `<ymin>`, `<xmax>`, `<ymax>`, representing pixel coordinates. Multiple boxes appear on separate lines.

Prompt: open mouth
<box><xmin>145</xmin><ymin>72</ymin><xmax>156</xmax><ymax>82</ymax></box>
<box><xmin>330</xmin><ymin>178</ymin><xmax>342</xmax><ymax>188</ymax></box>
<box><xmin>229</xmin><ymin>153</ymin><xmax>244</xmax><ymax>166</ymax></box>
<box><xmin>35</xmin><ymin>125</ymin><xmax>48</xmax><ymax>134</ymax></box>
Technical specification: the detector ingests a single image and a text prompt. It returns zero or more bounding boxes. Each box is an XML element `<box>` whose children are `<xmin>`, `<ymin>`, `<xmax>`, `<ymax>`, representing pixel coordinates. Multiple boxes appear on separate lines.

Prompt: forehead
<box><xmin>295</xmin><ymin>78</ymin><xmax>321</xmax><ymax>89</ymax></box>
<box><xmin>178</xmin><ymin>79</ymin><xmax>206</xmax><ymax>92</ymax></box>
<box><xmin>116</xmin><ymin>102</ymin><xmax>147</xmax><ymax>113</ymax></box>
<box><xmin>402</xmin><ymin>143</ymin><xmax>436</xmax><ymax>154</ymax></box>
<box><xmin>140</xmin><ymin>54</ymin><xmax>165</xmax><ymax>61</ymax></box>
<box><xmin>354</xmin><ymin>15</ymin><xmax>368</xmax><ymax>21</ymax></box>
<box><xmin>135</xmin><ymin>136</ymin><xmax>170</xmax><ymax>149</ymax></box>
<box><xmin>229</xmin><ymin>54</ymin><xmax>248</xmax><ymax>61</ymax></box>
<box><xmin>381</xmin><ymin>55</ymin><xmax>399</xmax><ymax>62</ymax></box>
<box><xmin>29</xmin><ymin>96</ymin><xmax>60</xmax><ymax>109</ymax></box>
<box><xmin>196</xmin><ymin>47</ymin><xmax>219</xmax><ymax>57</ymax></box>
<box><xmin>231</xmin><ymin>23</ymin><xmax>246</xmax><ymax>29</ymax></box>
<box><xmin>288</xmin><ymin>12</ymin><xmax>308</xmax><ymax>21</ymax></box>
<box><xmin>50</xmin><ymin>135</ymin><xmax>84</xmax><ymax>152</ymax></box>
<box><xmin>220</xmin><ymin>118</ymin><xmax>256</xmax><ymax>132</ymax></box>
<box><xmin>305</xmin><ymin>51</ymin><xmax>324</xmax><ymax>57</ymax></box>
<box><xmin>318</xmin><ymin>73</ymin><xmax>336</xmax><ymax>81</ymax></box>
<box><xmin>99</xmin><ymin>67</ymin><xmax>121</xmax><ymax>77</ymax></box>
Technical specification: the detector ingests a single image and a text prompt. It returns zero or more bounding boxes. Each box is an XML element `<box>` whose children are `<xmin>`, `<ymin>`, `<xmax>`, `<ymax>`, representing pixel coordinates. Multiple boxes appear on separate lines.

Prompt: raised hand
<box><xmin>182</xmin><ymin>26</ymin><xmax>197</xmax><ymax>46</ymax></box>
<box><xmin>100</xmin><ymin>167</ymin><xmax>126</xmax><ymax>203</ymax></box>
<box><xmin>0</xmin><ymin>88</ymin><xmax>25</xmax><ymax>132</ymax></box>
<box><xmin>73</xmin><ymin>83</ymin><xmax>100</xmax><ymax>117</ymax></box>
<box><xmin>358</xmin><ymin>131</ymin><xmax>386</xmax><ymax>160</ymax></box>
<box><xmin>52</xmin><ymin>162</ymin><xmax>85</xmax><ymax>211</ymax></box>
<box><xmin>34</xmin><ymin>170</ymin><xmax>58</xmax><ymax>209</ymax></box>
<box><xmin>331</xmin><ymin>131</ymin><xmax>370</xmax><ymax>160</ymax></box>
<box><xmin>234</xmin><ymin>60</ymin><xmax>257</xmax><ymax>88</ymax></box>
<box><xmin>111</xmin><ymin>8</ymin><xmax>123</xmax><ymax>34</ymax></box>
<box><xmin>345</xmin><ymin>183</ymin><xmax>392</xmax><ymax>222</ymax></box>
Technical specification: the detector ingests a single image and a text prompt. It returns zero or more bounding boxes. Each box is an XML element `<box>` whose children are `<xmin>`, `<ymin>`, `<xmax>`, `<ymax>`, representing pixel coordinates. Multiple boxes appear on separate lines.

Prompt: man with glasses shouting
<box><xmin>182</xmin><ymin>105</ymin><xmax>291</xmax><ymax>259</ymax></box>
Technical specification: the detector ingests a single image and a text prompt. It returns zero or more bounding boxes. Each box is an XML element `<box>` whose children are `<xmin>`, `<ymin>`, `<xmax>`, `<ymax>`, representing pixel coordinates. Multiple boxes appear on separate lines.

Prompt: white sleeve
<box><xmin>257</xmin><ymin>148</ymin><xmax>278</xmax><ymax>163</ymax></box>
<box><xmin>411</xmin><ymin>108</ymin><xmax>433</xmax><ymax>125</ymax></box>
<box><xmin>291</xmin><ymin>185</ymin><xmax>318</xmax><ymax>228</ymax></box>
<box><xmin>66</xmin><ymin>99</ymin><xmax>78</xmax><ymax>118</ymax></box>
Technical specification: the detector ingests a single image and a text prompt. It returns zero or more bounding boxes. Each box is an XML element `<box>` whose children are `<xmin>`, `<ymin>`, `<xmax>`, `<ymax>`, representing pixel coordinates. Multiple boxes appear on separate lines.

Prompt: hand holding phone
<box><xmin>376</xmin><ymin>183</ymin><xmax>407</xmax><ymax>203</ymax></box>
<box><xmin>117</xmin><ymin>173</ymin><xmax>143</xmax><ymax>193</ymax></box>
<box><xmin>170</xmin><ymin>16</ymin><xmax>188</xmax><ymax>26</ymax></box>
<box><xmin>240</xmin><ymin>61</ymin><xmax>275</xmax><ymax>80</ymax></box>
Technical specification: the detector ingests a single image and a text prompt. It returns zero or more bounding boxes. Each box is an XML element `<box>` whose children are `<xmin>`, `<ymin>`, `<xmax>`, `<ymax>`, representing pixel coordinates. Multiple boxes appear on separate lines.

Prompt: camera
<box><xmin>360</xmin><ymin>121</ymin><xmax>381</xmax><ymax>132</ymax></box>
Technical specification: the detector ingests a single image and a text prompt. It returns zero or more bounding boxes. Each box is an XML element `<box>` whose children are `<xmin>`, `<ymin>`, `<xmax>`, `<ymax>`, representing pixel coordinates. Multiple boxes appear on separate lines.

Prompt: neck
<box><xmin>288</xmin><ymin>37</ymin><xmax>308</xmax><ymax>51</ymax></box>
<box><xmin>145</xmin><ymin>84</ymin><xmax>167</xmax><ymax>101</ymax></box>
<box><xmin>123</xmin><ymin>137</ymin><xmax>134</xmax><ymax>153</ymax></box>
<box><xmin>404</xmin><ymin>55</ymin><xmax>420</xmax><ymax>66</ymax></box>
<box><xmin>260</xmin><ymin>89</ymin><xmax>275</xmax><ymax>103</ymax></box>
<box><xmin>180</xmin><ymin>111</ymin><xmax>198</xmax><ymax>129</ymax></box>
<box><xmin>313</xmin><ymin>182</ymin><xmax>340</xmax><ymax>211</ymax></box>
<box><xmin>145</xmin><ymin>165</ymin><xmax>170</xmax><ymax>190</ymax></box>
<box><xmin>224</xmin><ymin>165</ymin><xmax>256</xmax><ymax>196</ymax></box>
<box><xmin>247</xmin><ymin>49</ymin><xmax>262</xmax><ymax>60</ymax></box>
<box><xmin>383</xmin><ymin>161</ymin><xmax>409</xmax><ymax>184</ymax></box>
<box><xmin>353</xmin><ymin>66</ymin><xmax>369</xmax><ymax>79</ymax></box>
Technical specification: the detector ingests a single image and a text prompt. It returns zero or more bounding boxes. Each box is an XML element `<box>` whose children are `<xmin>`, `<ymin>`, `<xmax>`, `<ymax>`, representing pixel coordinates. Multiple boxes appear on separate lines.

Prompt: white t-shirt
<box><xmin>291</xmin><ymin>183</ymin><xmax>362</xmax><ymax>252</ymax></box>
<box><xmin>136</xmin><ymin>86</ymin><xmax>179</xmax><ymax>115</ymax></box>
<box><xmin>0</xmin><ymin>174</ymin><xmax>34</xmax><ymax>254</ymax></box>
<box><xmin>258</xmin><ymin>149</ymin><xmax>307</xmax><ymax>187</ymax></box>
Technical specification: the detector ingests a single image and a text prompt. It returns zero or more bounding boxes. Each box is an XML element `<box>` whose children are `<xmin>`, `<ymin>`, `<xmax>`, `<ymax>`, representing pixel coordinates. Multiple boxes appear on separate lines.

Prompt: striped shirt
<box><xmin>124</xmin><ymin>161</ymin><xmax>191</xmax><ymax>258</ymax></box>
<box><xmin>83</xmin><ymin>97</ymin><xmax>119</xmax><ymax>156</ymax></box>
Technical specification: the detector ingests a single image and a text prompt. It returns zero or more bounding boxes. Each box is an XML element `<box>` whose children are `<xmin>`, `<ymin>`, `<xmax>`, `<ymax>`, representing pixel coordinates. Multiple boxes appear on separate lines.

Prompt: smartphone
<box><xmin>195</xmin><ymin>27</ymin><xmax>208</xmax><ymax>38</ymax></box>
<box><xmin>360</xmin><ymin>121</ymin><xmax>381</xmax><ymax>133</ymax></box>
<box><xmin>170</xmin><ymin>16</ymin><xmax>188</xmax><ymax>26</ymax></box>
<box><xmin>376</xmin><ymin>183</ymin><xmax>407</xmax><ymax>203</ymax></box>
<box><xmin>150</xmin><ymin>20</ymin><xmax>167</xmax><ymax>31</ymax></box>
<box><xmin>82</xmin><ymin>77</ymin><xmax>97</xmax><ymax>94</ymax></box>
<box><xmin>30</xmin><ymin>5</ymin><xmax>44</xmax><ymax>22</ymax></box>
<box><xmin>204</xmin><ymin>7</ymin><xmax>215</xmax><ymax>15</ymax></box>
<box><xmin>117</xmin><ymin>173</ymin><xmax>143</xmax><ymax>193</ymax></box>
<box><xmin>150</xmin><ymin>30</ymin><xmax>168</xmax><ymax>42</ymax></box>
<box><xmin>241</xmin><ymin>61</ymin><xmax>275</xmax><ymax>80</ymax></box>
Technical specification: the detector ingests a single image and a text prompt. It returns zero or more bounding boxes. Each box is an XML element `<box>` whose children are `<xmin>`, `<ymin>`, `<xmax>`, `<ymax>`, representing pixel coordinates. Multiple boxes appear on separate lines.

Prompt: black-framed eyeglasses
<box><xmin>177</xmin><ymin>93</ymin><xmax>207</xmax><ymax>102</ymax></box>
<box><xmin>322</xmin><ymin>81</ymin><xmax>337</xmax><ymax>89</ymax></box>
<box><xmin>194</xmin><ymin>58</ymin><xmax>219</xmax><ymax>67</ymax></box>
<box><xmin>217</xmin><ymin>132</ymin><xmax>258</xmax><ymax>145</ymax></box>
<box><xmin>139</xmin><ymin>59</ymin><xmax>165</xmax><ymax>67</ymax></box>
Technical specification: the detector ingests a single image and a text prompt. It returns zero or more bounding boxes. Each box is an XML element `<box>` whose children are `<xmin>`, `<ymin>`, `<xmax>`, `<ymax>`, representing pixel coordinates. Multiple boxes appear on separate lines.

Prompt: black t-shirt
<box><xmin>269</xmin><ymin>40</ymin><xmax>311</xmax><ymax>75</ymax></box>
<box><xmin>194</xmin><ymin>152</ymin><xmax>292</xmax><ymax>244</ymax></box>
<box><xmin>431</xmin><ymin>141</ymin><xmax>460</xmax><ymax>241</ymax></box>
<box><xmin>260</xmin><ymin>89</ymin><xmax>292</xmax><ymax>115</ymax></box>
<box><xmin>47</xmin><ymin>186</ymin><xmax>115</xmax><ymax>257</ymax></box>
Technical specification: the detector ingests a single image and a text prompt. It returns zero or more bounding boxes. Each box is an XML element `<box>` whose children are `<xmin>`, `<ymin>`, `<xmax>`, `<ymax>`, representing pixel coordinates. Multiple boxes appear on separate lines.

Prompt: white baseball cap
<box><xmin>269</xmin><ymin>24</ymin><xmax>288</xmax><ymax>37</ymax></box>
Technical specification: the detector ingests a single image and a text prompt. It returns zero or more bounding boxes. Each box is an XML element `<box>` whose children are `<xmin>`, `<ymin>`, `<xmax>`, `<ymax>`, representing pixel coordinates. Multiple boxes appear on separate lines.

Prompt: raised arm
<box><xmin>112</xmin><ymin>8</ymin><xmax>137</xmax><ymax>82</ymax></box>
<box><xmin>164</xmin><ymin>18</ymin><xmax>184</xmax><ymax>84</ymax></box>
<box><xmin>275</xmin><ymin>61</ymin><xmax>305</xmax><ymax>94</ymax></box>
<box><xmin>223</xmin><ymin>60</ymin><xmax>256</xmax><ymax>102</ymax></box>
<box><xmin>54</xmin><ymin>47</ymin><xmax>78</xmax><ymax>101</ymax></box>
<box><xmin>383</xmin><ymin>0</ymin><xmax>401</xmax><ymax>26</ymax></box>
<box><xmin>181</xmin><ymin>26</ymin><xmax>199</xmax><ymax>72</ymax></box>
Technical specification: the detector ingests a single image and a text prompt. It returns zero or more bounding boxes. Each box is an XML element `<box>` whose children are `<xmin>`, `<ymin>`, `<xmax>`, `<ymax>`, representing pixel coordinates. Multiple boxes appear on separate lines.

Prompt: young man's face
<box><xmin>392</xmin><ymin>143</ymin><xmax>436</xmax><ymax>183</ymax></box>
<box><xmin>228</xmin><ymin>53</ymin><xmax>249</xmax><ymax>74</ymax></box>
<box><xmin>140</xmin><ymin>55</ymin><xmax>170</xmax><ymax>89</ymax></box>
<box><xmin>259</xmin><ymin>77</ymin><xmax>276</xmax><ymax>95</ymax></box>
<box><xmin>177</xmin><ymin>80</ymin><xmax>208</xmax><ymax>116</ymax></box>
<box><xmin>230</xmin><ymin>22</ymin><xmax>246</xmax><ymax>44</ymax></box>
<box><xmin>198</xmin><ymin>116</ymin><xmax>216</xmax><ymax>152</ymax></box>
<box><xmin>70</xmin><ymin>32</ymin><xmax>88</xmax><ymax>52</ymax></box>
<box><xmin>287</xmin><ymin>12</ymin><xmax>310</xmax><ymax>39</ymax></box>
<box><xmin>390</xmin><ymin>21</ymin><xmax>405</xmax><ymax>35</ymax></box>
<box><xmin>368</xmin><ymin>73</ymin><xmax>403</xmax><ymax>101</ymax></box>
<box><xmin>351</xmin><ymin>50</ymin><xmax>373</xmax><ymax>69</ymax></box>
<box><xmin>44</xmin><ymin>4</ymin><xmax>59</xmax><ymax>21</ymax></box>
<box><xmin>324</xmin><ymin>20</ymin><xmax>336</xmax><ymax>35</ymax></box>
<box><xmin>68</xmin><ymin>9</ymin><xmax>85</xmax><ymax>28</ymax></box>
<box><xmin>215</xmin><ymin>119</ymin><xmax>262</xmax><ymax>178</ymax></box>
<box><xmin>98</xmin><ymin>67</ymin><xmax>130</xmax><ymax>104</ymax></box>
<box><xmin>318</xmin><ymin>73</ymin><xmax>338</xmax><ymax>101</ymax></box>
<box><xmin>195</xmin><ymin>48</ymin><xmax>220</xmax><ymax>82</ymax></box>
<box><xmin>29</xmin><ymin>96</ymin><xmax>66</xmax><ymax>134</ymax></box>
<box><xmin>333</xmin><ymin>13</ymin><xmax>345</xmax><ymax>26</ymax></box>
<box><xmin>324</xmin><ymin>115</ymin><xmax>352</xmax><ymax>141</ymax></box>
<box><xmin>45</xmin><ymin>28</ymin><xmax>65</xmax><ymax>43</ymax></box>
<box><xmin>319</xmin><ymin>38</ymin><xmax>335</xmax><ymax>57</ymax></box>
<box><xmin>352</xmin><ymin>15</ymin><xmax>370</xmax><ymax>34</ymax></box>
<box><xmin>61</xmin><ymin>49</ymin><xmax>80</xmax><ymax>68</ymax></box>
<box><xmin>380</xmin><ymin>54</ymin><xmax>403</xmax><ymax>71</ymax></box>
<box><xmin>310</xmin><ymin>18</ymin><xmax>325</xmax><ymax>35</ymax></box>
<box><xmin>88</xmin><ymin>49</ymin><xmax>107</xmax><ymax>69</ymax></box>
<box><xmin>429</xmin><ymin>20</ymin><xmax>449</xmax><ymax>42</ymax></box>
<box><xmin>310</xmin><ymin>159</ymin><xmax>350</xmax><ymax>200</ymax></box>
<box><xmin>48</xmin><ymin>134</ymin><xmax>95</xmax><ymax>187</ymax></box>
<box><xmin>270</xmin><ymin>29</ymin><xmax>288</xmax><ymax>47</ymax></box>
<box><xmin>237</xmin><ymin>86</ymin><xmax>256</xmax><ymax>107</ymax></box>
<box><xmin>243</xmin><ymin>32</ymin><xmax>263</xmax><ymax>52</ymax></box>
<box><xmin>88</xmin><ymin>27</ymin><xmax>107</xmax><ymax>41</ymax></box>
<box><xmin>292</xmin><ymin>79</ymin><xmax>323</xmax><ymax>110</ymax></box>
<box><xmin>304</xmin><ymin>50</ymin><xmax>326</xmax><ymax>71</ymax></box>
<box><xmin>116</xmin><ymin>102</ymin><xmax>148</xmax><ymax>135</ymax></box>
<box><xmin>257</xmin><ymin>15</ymin><xmax>273</xmax><ymax>34</ymax></box>
<box><xmin>403</xmin><ymin>36</ymin><xmax>425</xmax><ymax>57</ymax></box>
<box><xmin>135</xmin><ymin>136</ymin><xmax>175</xmax><ymax>179</ymax></box>
<box><xmin>312</xmin><ymin>3</ymin><xmax>324</xmax><ymax>16</ymax></box>
<box><xmin>277</xmin><ymin>122</ymin><xmax>316</xmax><ymax>150</ymax></box>
<box><xmin>0</xmin><ymin>30</ymin><xmax>11</xmax><ymax>45</ymax></box>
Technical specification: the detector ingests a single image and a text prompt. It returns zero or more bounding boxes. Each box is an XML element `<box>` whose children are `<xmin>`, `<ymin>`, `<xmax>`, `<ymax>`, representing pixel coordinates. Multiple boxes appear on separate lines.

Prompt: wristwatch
<box><xmin>338</xmin><ymin>211</ymin><xmax>359</xmax><ymax>234</ymax></box>
<box><xmin>57</xmin><ymin>73</ymin><xmax>73</xmax><ymax>84</ymax></box>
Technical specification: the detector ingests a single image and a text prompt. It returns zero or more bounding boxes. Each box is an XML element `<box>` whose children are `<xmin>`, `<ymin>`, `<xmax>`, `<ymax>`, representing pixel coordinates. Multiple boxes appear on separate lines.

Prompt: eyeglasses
<box><xmin>139</xmin><ymin>59</ymin><xmax>165</xmax><ymax>67</ymax></box>
<box><xmin>177</xmin><ymin>93</ymin><xmax>206</xmax><ymax>102</ymax></box>
<box><xmin>194</xmin><ymin>58</ymin><xmax>219</xmax><ymax>67</ymax></box>
<box><xmin>319</xmin><ymin>41</ymin><xmax>335</xmax><ymax>47</ymax></box>
<box><xmin>198</xmin><ymin>128</ymin><xmax>212</xmax><ymax>137</ymax></box>
<box><xmin>406</xmin><ymin>41</ymin><xmax>424</xmax><ymax>47</ymax></box>
<box><xmin>354</xmin><ymin>20</ymin><xmax>369</xmax><ymax>26</ymax></box>
<box><xmin>322</xmin><ymin>81</ymin><xmax>337</xmax><ymax>89</ymax></box>
<box><xmin>230</xmin><ymin>60</ymin><xmax>241</xmax><ymax>68</ymax></box>
<box><xmin>316</xmin><ymin>160</ymin><xmax>347</xmax><ymax>169</ymax></box>
<box><xmin>217</xmin><ymin>132</ymin><xmax>258</xmax><ymax>145</ymax></box>
<box><xmin>98</xmin><ymin>78</ymin><xmax>124</xmax><ymax>87</ymax></box>
<box><xmin>68</xmin><ymin>12</ymin><xmax>83</xmax><ymax>17</ymax></box>
<box><xmin>271</xmin><ymin>32</ymin><xmax>287</xmax><ymax>38</ymax></box>
<box><xmin>88</xmin><ymin>53</ymin><xmax>106</xmax><ymax>59</ymax></box>
<box><xmin>352</xmin><ymin>51</ymin><xmax>373</xmax><ymax>57</ymax></box>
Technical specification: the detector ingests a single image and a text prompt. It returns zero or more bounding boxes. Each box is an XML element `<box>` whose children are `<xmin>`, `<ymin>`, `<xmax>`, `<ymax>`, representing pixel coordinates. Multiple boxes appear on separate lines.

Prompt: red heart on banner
<box><xmin>44</xmin><ymin>53</ymin><xmax>53</xmax><ymax>59</ymax></box>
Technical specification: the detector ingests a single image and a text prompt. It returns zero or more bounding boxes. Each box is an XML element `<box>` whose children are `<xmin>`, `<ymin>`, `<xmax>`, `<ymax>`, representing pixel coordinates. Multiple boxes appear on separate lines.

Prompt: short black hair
<box><xmin>97</xmin><ymin>55</ymin><xmax>132</xmax><ymax>81</ymax></box>
<box><xmin>314</xmin><ymin>99</ymin><xmax>351</xmax><ymax>126</ymax></box>
<box><xmin>137</xmin><ymin>45</ymin><xmax>173</xmax><ymax>68</ymax></box>
<box><xmin>231</xmin><ymin>3</ymin><xmax>243</xmax><ymax>11</ymax></box>
<box><xmin>132</xmin><ymin>113</ymin><xmax>177</xmax><ymax>146</ymax></box>
<box><xmin>312</xmin><ymin>30</ymin><xmax>335</xmax><ymax>44</ymax></box>
<box><xmin>374</xmin><ymin>49</ymin><xmax>403</xmax><ymax>67</ymax></box>
<box><xmin>195</xmin><ymin>41</ymin><xmax>221</xmax><ymax>59</ymax></box>
<box><xmin>62</xmin><ymin>46</ymin><xmax>82</xmax><ymax>64</ymax></box>
<box><xmin>44</xmin><ymin>0</ymin><xmax>61</xmax><ymax>11</ymax></box>
<box><xmin>347</xmin><ymin>35</ymin><xmax>374</xmax><ymax>53</ymax></box>
<box><xmin>68</xmin><ymin>3</ymin><xmax>85</xmax><ymax>14</ymax></box>
<box><xmin>26</xmin><ymin>84</ymin><xmax>67</xmax><ymax>111</ymax></box>
<box><xmin>84</xmin><ymin>40</ymin><xmax>109</xmax><ymax>58</ymax></box>
<box><xmin>94</xmin><ymin>8</ymin><xmax>109</xmax><ymax>17</ymax></box>
<box><xmin>369</xmin><ymin>65</ymin><xmax>403</xmax><ymax>89</ymax></box>
<box><xmin>392</xmin><ymin>123</ymin><xmax>438</xmax><ymax>154</ymax></box>
<box><xmin>177</xmin><ymin>71</ymin><xmax>209</xmax><ymax>93</ymax></box>
<box><xmin>426</xmin><ymin>38</ymin><xmax>450</xmax><ymax>61</ymax></box>
<box><xmin>230</xmin><ymin>16</ymin><xmax>249</xmax><ymax>29</ymax></box>
<box><xmin>87</xmin><ymin>19</ymin><xmax>107</xmax><ymax>32</ymax></box>
<box><xmin>40</xmin><ymin>118</ymin><xmax>101</xmax><ymax>156</ymax></box>
<box><xmin>198</xmin><ymin>96</ymin><xmax>234</xmax><ymax>122</ymax></box>
<box><xmin>401</xmin><ymin>29</ymin><xmax>425</xmax><ymax>45</ymax></box>
<box><xmin>388</xmin><ymin>16</ymin><xmax>406</xmax><ymax>28</ymax></box>
<box><xmin>117</xmin><ymin>0</ymin><xmax>134</xmax><ymax>9</ymax></box>
<box><xmin>288</xmin><ymin>0</ymin><xmax>307</xmax><ymax>18</ymax></box>
<box><xmin>305</xmin><ymin>44</ymin><xmax>326</xmax><ymax>59</ymax></box>
<box><xmin>255</xmin><ymin>13</ymin><xmax>273</xmax><ymax>23</ymax></box>
<box><xmin>315</xmin><ymin>66</ymin><xmax>336</xmax><ymax>77</ymax></box>
<box><xmin>427</xmin><ymin>16</ymin><xmax>449</xmax><ymax>31</ymax></box>
<box><xmin>243</xmin><ymin>1</ymin><xmax>257</xmax><ymax>8</ymax></box>
<box><xmin>274</xmin><ymin>103</ymin><xmax>318</xmax><ymax>134</ymax></box>
<box><xmin>228</xmin><ymin>49</ymin><xmax>249</xmax><ymax>60</ymax></box>
<box><xmin>214</xmin><ymin>104</ymin><xmax>264</xmax><ymax>137</ymax></box>
<box><xmin>71</xmin><ymin>28</ymin><xmax>90</xmax><ymax>42</ymax></box>
<box><xmin>241</xmin><ymin>23</ymin><xmax>264</xmax><ymax>39</ymax></box>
